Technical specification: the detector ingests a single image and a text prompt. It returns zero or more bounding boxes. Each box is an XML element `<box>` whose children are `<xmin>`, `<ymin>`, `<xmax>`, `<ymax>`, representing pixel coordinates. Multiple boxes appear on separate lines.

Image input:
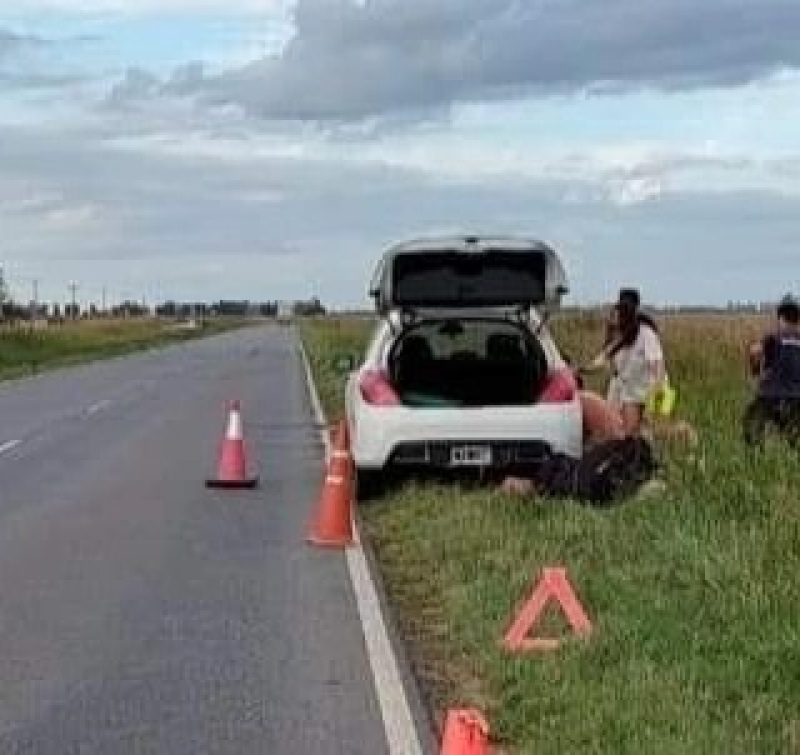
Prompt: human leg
<box><xmin>621</xmin><ymin>402</ymin><xmax>645</xmax><ymax>437</ymax></box>
<box><xmin>742</xmin><ymin>397</ymin><xmax>772</xmax><ymax>447</ymax></box>
<box><xmin>773</xmin><ymin>399</ymin><xmax>800</xmax><ymax>449</ymax></box>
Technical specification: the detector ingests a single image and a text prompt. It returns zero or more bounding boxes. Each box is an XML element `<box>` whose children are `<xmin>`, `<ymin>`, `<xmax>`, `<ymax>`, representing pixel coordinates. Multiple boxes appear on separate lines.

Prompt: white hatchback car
<box><xmin>341</xmin><ymin>235</ymin><xmax>583</xmax><ymax>498</ymax></box>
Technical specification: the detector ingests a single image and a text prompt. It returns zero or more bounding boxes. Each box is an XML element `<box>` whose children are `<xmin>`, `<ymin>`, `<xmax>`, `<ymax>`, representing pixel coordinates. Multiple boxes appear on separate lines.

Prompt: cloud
<box><xmin>108</xmin><ymin>0</ymin><xmax>800</xmax><ymax>123</ymax></box>
<box><xmin>107</xmin><ymin>67</ymin><xmax>161</xmax><ymax>102</ymax></box>
<box><xmin>7</xmin><ymin>2</ymin><xmax>799</xmax><ymax>308</ymax></box>
<box><xmin>0</xmin><ymin>27</ymin><xmax>47</xmax><ymax>60</ymax></box>
<box><xmin>3</xmin><ymin>119</ymin><xmax>800</xmax><ymax>307</ymax></box>
<box><xmin>1</xmin><ymin>0</ymin><xmax>289</xmax><ymax>14</ymax></box>
<box><xmin>0</xmin><ymin>25</ymin><xmax>96</xmax><ymax>91</ymax></box>
<box><xmin>0</xmin><ymin>71</ymin><xmax>90</xmax><ymax>89</ymax></box>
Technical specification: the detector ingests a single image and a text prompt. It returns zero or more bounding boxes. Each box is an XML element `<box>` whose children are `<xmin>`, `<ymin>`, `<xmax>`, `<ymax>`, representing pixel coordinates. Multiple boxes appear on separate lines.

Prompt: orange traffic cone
<box><xmin>328</xmin><ymin>419</ymin><xmax>352</xmax><ymax>478</ymax></box>
<box><xmin>205</xmin><ymin>400</ymin><xmax>259</xmax><ymax>489</ymax></box>
<box><xmin>440</xmin><ymin>708</ymin><xmax>491</xmax><ymax>754</ymax></box>
<box><xmin>307</xmin><ymin>449</ymin><xmax>354</xmax><ymax>548</ymax></box>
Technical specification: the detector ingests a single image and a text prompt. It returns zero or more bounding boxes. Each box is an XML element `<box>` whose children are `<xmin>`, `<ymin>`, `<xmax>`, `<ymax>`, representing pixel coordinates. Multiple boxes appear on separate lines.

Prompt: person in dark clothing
<box><xmin>743</xmin><ymin>295</ymin><xmax>800</xmax><ymax>447</ymax></box>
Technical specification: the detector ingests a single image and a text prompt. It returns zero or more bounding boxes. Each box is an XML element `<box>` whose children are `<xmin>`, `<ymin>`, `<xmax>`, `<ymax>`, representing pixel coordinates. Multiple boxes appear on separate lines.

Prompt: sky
<box><xmin>1</xmin><ymin>1</ymin><xmax>800</xmax><ymax>309</ymax></box>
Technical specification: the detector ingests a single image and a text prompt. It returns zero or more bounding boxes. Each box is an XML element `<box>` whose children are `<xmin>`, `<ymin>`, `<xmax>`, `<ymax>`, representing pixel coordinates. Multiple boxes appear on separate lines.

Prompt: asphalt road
<box><xmin>0</xmin><ymin>324</ymin><xmax>389</xmax><ymax>754</ymax></box>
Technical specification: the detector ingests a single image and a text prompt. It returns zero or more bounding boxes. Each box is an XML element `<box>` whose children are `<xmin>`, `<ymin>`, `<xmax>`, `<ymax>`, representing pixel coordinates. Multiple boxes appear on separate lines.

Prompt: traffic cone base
<box><xmin>206</xmin><ymin>400</ymin><xmax>259</xmax><ymax>490</ymax></box>
<box><xmin>205</xmin><ymin>476</ymin><xmax>259</xmax><ymax>489</ymax></box>
<box><xmin>440</xmin><ymin>708</ymin><xmax>490</xmax><ymax>754</ymax></box>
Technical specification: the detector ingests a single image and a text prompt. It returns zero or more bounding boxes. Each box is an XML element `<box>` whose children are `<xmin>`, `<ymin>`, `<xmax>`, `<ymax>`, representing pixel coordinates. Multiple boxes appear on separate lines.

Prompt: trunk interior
<box><xmin>388</xmin><ymin>318</ymin><xmax>550</xmax><ymax>408</ymax></box>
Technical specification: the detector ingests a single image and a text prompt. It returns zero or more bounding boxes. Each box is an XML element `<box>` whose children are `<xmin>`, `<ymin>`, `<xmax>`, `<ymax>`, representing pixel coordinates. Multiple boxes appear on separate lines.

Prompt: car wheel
<box><xmin>355</xmin><ymin>467</ymin><xmax>386</xmax><ymax>502</ymax></box>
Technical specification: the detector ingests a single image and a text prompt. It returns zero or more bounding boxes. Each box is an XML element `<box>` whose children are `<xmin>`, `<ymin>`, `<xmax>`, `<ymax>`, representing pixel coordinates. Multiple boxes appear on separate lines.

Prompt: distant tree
<box><xmin>293</xmin><ymin>296</ymin><xmax>326</xmax><ymax>316</ymax></box>
<box><xmin>217</xmin><ymin>300</ymin><xmax>249</xmax><ymax>317</ymax></box>
<box><xmin>156</xmin><ymin>301</ymin><xmax>175</xmax><ymax>317</ymax></box>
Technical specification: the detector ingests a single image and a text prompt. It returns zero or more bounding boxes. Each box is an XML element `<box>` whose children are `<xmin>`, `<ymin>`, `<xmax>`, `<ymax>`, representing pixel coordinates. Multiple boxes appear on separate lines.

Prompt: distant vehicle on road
<box><xmin>338</xmin><ymin>235</ymin><xmax>583</xmax><ymax>498</ymax></box>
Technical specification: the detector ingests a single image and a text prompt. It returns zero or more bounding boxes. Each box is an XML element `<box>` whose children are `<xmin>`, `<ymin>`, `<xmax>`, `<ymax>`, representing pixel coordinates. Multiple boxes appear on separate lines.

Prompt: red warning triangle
<box><xmin>503</xmin><ymin>567</ymin><xmax>592</xmax><ymax>652</ymax></box>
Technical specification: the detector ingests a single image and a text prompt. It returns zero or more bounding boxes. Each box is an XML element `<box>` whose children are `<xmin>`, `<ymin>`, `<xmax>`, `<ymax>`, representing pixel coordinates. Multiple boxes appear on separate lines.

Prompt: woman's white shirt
<box><xmin>607</xmin><ymin>324</ymin><xmax>666</xmax><ymax>405</ymax></box>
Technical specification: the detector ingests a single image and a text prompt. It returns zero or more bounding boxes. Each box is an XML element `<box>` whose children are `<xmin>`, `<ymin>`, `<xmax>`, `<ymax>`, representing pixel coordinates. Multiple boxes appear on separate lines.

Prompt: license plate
<box><xmin>450</xmin><ymin>445</ymin><xmax>492</xmax><ymax>467</ymax></box>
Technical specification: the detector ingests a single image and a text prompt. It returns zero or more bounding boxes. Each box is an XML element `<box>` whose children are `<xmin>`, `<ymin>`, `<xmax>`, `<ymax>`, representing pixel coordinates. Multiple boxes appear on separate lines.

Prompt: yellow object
<box><xmin>646</xmin><ymin>380</ymin><xmax>677</xmax><ymax>417</ymax></box>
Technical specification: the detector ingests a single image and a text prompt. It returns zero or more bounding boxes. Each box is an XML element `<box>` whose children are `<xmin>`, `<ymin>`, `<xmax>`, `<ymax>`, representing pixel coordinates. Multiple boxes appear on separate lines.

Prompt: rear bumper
<box><xmin>388</xmin><ymin>438</ymin><xmax>553</xmax><ymax>471</ymax></box>
<box><xmin>350</xmin><ymin>401</ymin><xmax>582</xmax><ymax>470</ymax></box>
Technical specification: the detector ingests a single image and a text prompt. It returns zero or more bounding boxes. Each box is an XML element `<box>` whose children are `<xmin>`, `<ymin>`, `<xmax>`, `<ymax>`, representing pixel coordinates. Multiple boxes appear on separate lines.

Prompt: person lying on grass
<box><xmin>499</xmin><ymin>384</ymin><xmax>697</xmax><ymax>500</ymax></box>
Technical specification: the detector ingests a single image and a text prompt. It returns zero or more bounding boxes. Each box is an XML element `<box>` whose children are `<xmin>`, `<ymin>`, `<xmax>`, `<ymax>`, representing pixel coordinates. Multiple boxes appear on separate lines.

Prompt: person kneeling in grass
<box><xmin>743</xmin><ymin>294</ymin><xmax>800</xmax><ymax>448</ymax></box>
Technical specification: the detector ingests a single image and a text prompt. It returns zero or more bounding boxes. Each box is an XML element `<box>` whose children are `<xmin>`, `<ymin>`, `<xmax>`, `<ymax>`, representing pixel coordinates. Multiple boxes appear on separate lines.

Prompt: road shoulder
<box><xmin>296</xmin><ymin>330</ymin><xmax>438</xmax><ymax>755</ymax></box>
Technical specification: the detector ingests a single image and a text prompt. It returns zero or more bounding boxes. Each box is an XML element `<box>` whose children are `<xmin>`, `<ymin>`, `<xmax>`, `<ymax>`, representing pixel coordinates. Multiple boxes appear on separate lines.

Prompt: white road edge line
<box><xmin>0</xmin><ymin>439</ymin><xmax>22</xmax><ymax>455</ymax></box>
<box><xmin>298</xmin><ymin>337</ymin><xmax>426</xmax><ymax>755</ymax></box>
<box><xmin>87</xmin><ymin>400</ymin><xmax>112</xmax><ymax>415</ymax></box>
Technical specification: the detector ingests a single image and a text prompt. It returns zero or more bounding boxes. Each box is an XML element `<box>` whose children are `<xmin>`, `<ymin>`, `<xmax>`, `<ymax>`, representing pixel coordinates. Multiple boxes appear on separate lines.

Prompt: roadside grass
<box><xmin>300</xmin><ymin>313</ymin><xmax>800</xmax><ymax>755</ymax></box>
<box><xmin>0</xmin><ymin>317</ymin><xmax>251</xmax><ymax>381</ymax></box>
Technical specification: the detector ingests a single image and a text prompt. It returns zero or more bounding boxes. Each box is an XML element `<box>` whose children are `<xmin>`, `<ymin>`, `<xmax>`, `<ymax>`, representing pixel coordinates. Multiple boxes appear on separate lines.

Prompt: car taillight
<box><xmin>539</xmin><ymin>368</ymin><xmax>578</xmax><ymax>403</ymax></box>
<box><xmin>359</xmin><ymin>369</ymin><xmax>400</xmax><ymax>406</ymax></box>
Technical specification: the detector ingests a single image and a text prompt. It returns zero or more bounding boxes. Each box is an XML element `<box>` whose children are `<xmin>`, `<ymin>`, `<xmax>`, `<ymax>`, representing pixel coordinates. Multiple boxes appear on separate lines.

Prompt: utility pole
<box><xmin>69</xmin><ymin>282</ymin><xmax>78</xmax><ymax>320</ymax></box>
<box><xmin>30</xmin><ymin>278</ymin><xmax>39</xmax><ymax>332</ymax></box>
<box><xmin>0</xmin><ymin>265</ymin><xmax>6</xmax><ymax>324</ymax></box>
<box><xmin>102</xmin><ymin>287</ymin><xmax>107</xmax><ymax>316</ymax></box>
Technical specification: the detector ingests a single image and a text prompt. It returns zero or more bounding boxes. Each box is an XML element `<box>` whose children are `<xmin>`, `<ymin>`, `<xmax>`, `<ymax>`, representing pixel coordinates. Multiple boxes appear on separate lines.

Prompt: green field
<box><xmin>0</xmin><ymin>317</ymin><xmax>250</xmax><ymax>381</ymax></box>
<box><xmin>301</xmin><ymin>313</ymin><xmax>800</xmax><ymax>755</ymax></box>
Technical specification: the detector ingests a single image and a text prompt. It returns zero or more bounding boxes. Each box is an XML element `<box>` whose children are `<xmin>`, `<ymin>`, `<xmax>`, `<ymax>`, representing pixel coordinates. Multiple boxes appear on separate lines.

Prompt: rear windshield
<box><xmin>394</xmin><ymin>318</ymin><xmax>539</xmax><ymax>361</ymax></box>
<box><xmin>391</xmin><ymin>251</ymin><xmax>546</xmax><ymax>307</ymax></box>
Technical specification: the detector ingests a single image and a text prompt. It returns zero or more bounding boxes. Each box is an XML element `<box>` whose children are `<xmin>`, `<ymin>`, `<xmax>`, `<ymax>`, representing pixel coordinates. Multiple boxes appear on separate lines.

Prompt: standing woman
<box><xmin>606</xmin><ymin>296</ymin><xmax>668</xmax><ymax>436</ymax></box>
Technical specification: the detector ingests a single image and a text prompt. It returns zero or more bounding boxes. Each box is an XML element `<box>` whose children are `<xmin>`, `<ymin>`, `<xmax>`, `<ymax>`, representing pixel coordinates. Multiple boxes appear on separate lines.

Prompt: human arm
<box><xmin>641</xmin><ymin>328</ymin><xmax>675</xmax><ymax>416</ymax></box>
<box><xmin>748</xmin><ymin>334</ymin><xmax>777</xmax><ymax>378</ymax></box>
<box><xmin>581</xmin><ymin>339</ymin><xmax>620</xmax><ymax>374</ymax></box>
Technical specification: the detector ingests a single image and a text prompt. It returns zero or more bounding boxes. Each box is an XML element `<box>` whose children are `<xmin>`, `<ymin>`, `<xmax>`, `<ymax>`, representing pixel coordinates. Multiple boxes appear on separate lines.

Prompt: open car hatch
<box><xmin>369</xmin><ymin>236</ymin><xmax>569</xmax><ymax>313</ymax></box>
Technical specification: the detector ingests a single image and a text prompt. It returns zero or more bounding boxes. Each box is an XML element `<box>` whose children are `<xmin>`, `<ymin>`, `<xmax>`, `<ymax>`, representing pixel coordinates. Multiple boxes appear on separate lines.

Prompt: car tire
<box><xmin>355</xmin><ymin>467</ymin><xmax>386</xmax><ymax>502</ymax></box>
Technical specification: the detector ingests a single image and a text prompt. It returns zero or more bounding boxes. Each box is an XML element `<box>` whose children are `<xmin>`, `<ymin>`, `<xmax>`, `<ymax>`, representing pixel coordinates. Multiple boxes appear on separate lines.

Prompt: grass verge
<box><xmin>300</xmin><ymin>313</ymin><xmax>800</xmax><ymax>755</ymax></box>
<box><xmin>0</xmin><ymin>317</ymin><xmax>252</xmax><ymax>381</ymax></box>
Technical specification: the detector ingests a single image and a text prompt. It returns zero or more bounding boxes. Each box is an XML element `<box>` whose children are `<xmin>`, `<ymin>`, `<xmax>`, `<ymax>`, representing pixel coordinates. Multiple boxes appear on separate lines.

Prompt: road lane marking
<box><xmin>0</xmin><ymin>439</ymin><xmax>22</xmax><ymax>455</ymax></box>
<box><xmin>87</xmin><ymin>400</ymin><xmax>112</xmax><ymax>415</ymax></box>
<box><xmin>298</xmin><ymin>338</ymin><xmax>427</xmax><ymax>755</ymax></box>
